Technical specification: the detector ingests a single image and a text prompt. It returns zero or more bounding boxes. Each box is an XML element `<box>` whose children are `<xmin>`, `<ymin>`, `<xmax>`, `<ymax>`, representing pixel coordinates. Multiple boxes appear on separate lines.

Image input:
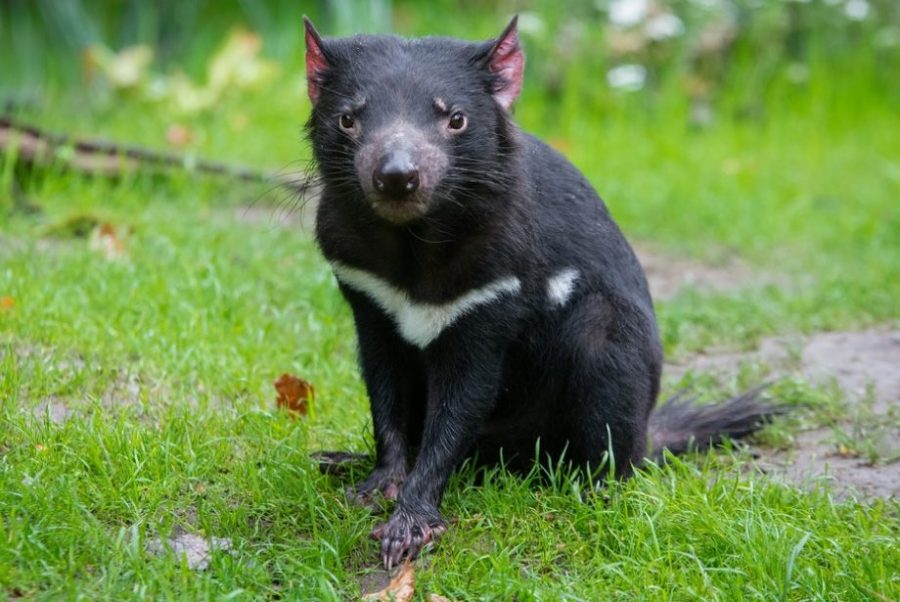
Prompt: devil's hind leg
<box><xmin>550</xmin><ymin>293</ymin><xmax>662</xmax><ymax>478</ymax></box>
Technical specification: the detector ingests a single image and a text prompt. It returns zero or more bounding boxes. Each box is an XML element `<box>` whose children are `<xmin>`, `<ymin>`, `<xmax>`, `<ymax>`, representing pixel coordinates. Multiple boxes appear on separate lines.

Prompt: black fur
<box><xmin>302</xmin><ymin>18</ymin><xmax>777</xmax><ymax>569</ymax></box>
<box><xmin>648</xmin><ymin>386</ymin><xmax>783</xmax><ymax>458</ymax></box>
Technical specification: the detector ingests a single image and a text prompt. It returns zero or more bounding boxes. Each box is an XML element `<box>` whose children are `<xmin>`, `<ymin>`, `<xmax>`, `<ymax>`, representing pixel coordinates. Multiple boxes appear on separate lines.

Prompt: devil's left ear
<box><xmin>485</xmin><ymin>16</ymin><xmax>525</xmax><ymax>111</ymax></box>
<box><xmin>304</xmin><ymin>16</ymin><xmax>329</xmax><ymax>105</ymax></box>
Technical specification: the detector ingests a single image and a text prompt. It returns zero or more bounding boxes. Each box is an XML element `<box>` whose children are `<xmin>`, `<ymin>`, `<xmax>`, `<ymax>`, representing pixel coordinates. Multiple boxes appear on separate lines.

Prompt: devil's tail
<box><xmin>648</xmin><ymin>385</ymin><xmax>784</xmax><ymax>460</ymax></box>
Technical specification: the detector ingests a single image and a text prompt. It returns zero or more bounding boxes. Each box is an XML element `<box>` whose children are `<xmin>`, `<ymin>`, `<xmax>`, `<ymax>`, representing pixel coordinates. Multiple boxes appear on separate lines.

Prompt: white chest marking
<box><xmin>546</xmin><ymin>268</ymin><xmax>579</xmax><ymax>307</ymax></box>
<box><xmin>330</xmin><ymin>261</ymin><xmax>521</xmax><ymax>349</ymax></box>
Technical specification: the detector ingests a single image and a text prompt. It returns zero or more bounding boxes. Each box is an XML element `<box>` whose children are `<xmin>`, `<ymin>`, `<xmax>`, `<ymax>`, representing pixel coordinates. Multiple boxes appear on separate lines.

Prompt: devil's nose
<box><xmin>373</xmin><ymin>151</ymin><xmax>420</xmax><ymax>198</ymax></box>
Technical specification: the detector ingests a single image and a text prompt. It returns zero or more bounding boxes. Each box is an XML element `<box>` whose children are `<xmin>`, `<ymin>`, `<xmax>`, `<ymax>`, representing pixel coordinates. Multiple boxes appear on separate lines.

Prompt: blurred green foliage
<box><xmin>3</xmin><ymin>0</ymin><xmax>899</xmax><ymax>117</ymax></box>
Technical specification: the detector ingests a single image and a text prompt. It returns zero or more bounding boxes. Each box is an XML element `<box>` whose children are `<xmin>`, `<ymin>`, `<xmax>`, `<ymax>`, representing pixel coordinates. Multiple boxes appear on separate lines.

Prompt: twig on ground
<box><xmin>0</xmin><ymin>116</ymin><xmax>309</xmax><ymax>193</ymax></box>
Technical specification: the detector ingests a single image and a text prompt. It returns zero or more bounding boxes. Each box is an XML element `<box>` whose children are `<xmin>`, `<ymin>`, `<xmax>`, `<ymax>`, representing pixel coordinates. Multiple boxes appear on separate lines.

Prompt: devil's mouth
<box><xmin>371</xmin><ymin>197</ymin><xmax>429</xmax><ymax>224</ymax></box>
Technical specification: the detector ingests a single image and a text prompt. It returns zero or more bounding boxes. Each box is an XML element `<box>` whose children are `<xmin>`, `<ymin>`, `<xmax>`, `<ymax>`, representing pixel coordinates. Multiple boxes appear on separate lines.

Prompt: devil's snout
<box><xmin>373</xmin><ymin>150</ymin><xmax>420</xmax><ymax>198</ymax></box>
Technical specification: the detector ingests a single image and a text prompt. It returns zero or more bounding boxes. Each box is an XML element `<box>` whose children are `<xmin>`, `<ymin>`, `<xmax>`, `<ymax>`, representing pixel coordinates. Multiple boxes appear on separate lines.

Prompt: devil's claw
<box><xmin>373</xmin><ymin>509</ymin><xmax>447</xmax><ymax>570</ymax></box>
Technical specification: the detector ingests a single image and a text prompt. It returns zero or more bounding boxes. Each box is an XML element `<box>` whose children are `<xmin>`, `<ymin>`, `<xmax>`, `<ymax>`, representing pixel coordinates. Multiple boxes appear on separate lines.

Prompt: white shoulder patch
<box><xmin>330</xmin><ymin>261</ymin><xmax>521</xmax><ymax>349</ymax></box>
<box><xmin>546</xmin><ymin>268</ymin><xmax>579</xmax><ymax>307</ymax></box>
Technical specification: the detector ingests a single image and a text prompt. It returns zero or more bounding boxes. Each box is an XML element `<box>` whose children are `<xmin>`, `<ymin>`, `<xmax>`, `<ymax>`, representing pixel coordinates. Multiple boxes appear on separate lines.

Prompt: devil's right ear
<box><xmin>484</xmin><ymin>16</ymin><xmax>524</xmax><ymax>111</ymax></box>
<box><xmin>304</xmin><ymin>17</ymin><xmax>328</xmax><ymax>105</ymax></box>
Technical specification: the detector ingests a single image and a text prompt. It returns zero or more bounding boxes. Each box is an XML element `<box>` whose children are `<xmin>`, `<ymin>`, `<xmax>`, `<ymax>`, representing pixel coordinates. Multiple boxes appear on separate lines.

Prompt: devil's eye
<box><xmin>447</xmin><ymin>111</ymin><xmax>467</xmax><ymax>132</ymax></box>
<box><xmin>339</xmin><ymin>114</ymin><xmax>356</xmax><ymax>130</ymax></box>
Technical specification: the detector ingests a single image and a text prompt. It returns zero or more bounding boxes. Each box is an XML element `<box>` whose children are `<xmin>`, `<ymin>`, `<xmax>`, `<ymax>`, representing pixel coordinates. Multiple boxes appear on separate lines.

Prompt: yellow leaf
<box><xmin>88</xmin><ymin>223</ymin><xmax>129</xmax><ymax>261</ymax></box>
<box><xmin>362</xmin><ymin>560</ymin><xmax>415</xmax><ymax>602</ymax></box>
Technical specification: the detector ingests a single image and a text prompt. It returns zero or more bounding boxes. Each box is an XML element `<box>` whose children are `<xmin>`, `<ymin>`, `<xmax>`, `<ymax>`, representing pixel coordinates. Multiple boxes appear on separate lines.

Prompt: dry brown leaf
<box><xmin>88</xmin><ymin>222</ymin><xmax>128</xmax><ymax>261</ymax></box>
<box><xmin>0</xmin><ymin>296</ymin><xmax>14</xmax><ymax>311</ymax></box>
<box><xmin>427</xmin><ymin>594</ymin><xmax>455</xmax><ymax>602</ymax></box>
<box><xmin>362</xmin><ymin>560</ymin><xmax>415</xmax><ymax>602</ymax></box>
<box><xmin>274</xmin><ymin>373</ymin><xmax>314</xmax><ymax>417</ymax></box>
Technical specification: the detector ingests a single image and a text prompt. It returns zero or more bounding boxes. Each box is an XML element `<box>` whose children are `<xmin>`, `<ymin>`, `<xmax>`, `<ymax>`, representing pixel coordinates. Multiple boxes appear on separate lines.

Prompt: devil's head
<box><xmin>304</xmin><ymin>18</ymin><xmax>525</xmax><ymax>225</ymax></box>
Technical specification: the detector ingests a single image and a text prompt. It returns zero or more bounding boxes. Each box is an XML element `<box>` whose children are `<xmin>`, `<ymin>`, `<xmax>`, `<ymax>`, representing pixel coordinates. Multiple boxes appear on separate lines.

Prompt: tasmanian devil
<box><xmin>302</xmin><ymin>17</ymin><xmax>777</xmax><ymax>569</ymax></box>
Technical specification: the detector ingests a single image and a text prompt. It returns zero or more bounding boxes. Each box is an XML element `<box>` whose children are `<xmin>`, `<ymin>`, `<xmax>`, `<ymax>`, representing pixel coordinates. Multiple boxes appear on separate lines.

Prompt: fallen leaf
<box><xmin>275</xmin><ymin>373</ymin><xmax>314</xmax><ymax>417</ymax></box>
<box><xmin>363</xmin><ymin>560</ymin><xmax>415</xmax><ymax>602</ymax></box>
<box><xmin>427</xmin><ymin>595</ymin><xmax>455</xmax><ymax>602</ymax></box>
<box><xmin>0</xmin><ymin>296</ymin><xmax>14</xmax><ymax>311</ymax></box>
<box><xmin>89</xmin><ymin>222</ymin><xmax>129</xmax><ymax>261</ymax></box>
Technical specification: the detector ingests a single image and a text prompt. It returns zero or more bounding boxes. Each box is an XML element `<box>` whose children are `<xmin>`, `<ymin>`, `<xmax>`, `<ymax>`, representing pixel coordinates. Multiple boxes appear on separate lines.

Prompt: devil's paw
<box><xmin>371</xmin><ymin>508</ymin><xmax>447</xmax><ymax>570</ymax></box>
<box><xmin>347</xmin><ymin>467</ymin><xmax>406</xmax><ymax>510</ymax></box>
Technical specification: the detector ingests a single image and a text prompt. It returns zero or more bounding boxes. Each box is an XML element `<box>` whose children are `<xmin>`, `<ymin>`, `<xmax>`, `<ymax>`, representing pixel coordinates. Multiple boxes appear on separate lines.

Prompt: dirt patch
<box><xmin>33</xmin><ymin>399</ymin><xmax>72</xmax><ymax>424</ymax></box>
<box><xmin>357</xmin><ymin>568</ymin><xmax>394</xmax><ymax>598</ymax></box>
<box><xmin>633</xmin><ymin>245</ymin><xmax>789</xmax><ymax>300</ymax></box>
<box><xmin>758</xmin><ymin>428</ymin><xmax>900</xmax><ymax>500</ymax></box>
<box><xmin>4</xmin><ymin>342</ymin><xmax>170</xmax><ymax>427</ymax></box>
<box><xmin>799</xmin><ymin>331</ymin><xmax>900</xmax><ymax>414</ymax></box>
<box><xmin>99</xmin><ymin>368</ymin><xmax>147</xmax><ymax>408</ymax></box>
<box><xmin>667</xmin><ymin>329</ymin><xmax>900</xmax><ymax>500</ymax></box>
<box><xmin>668</xmin><ymin>329</ymin><xmax>900</xmax><ymax>412</ymax></box>
<box><xmin>145</xmin><ymin>532</ymin><xmax>232</xmax><ymax>570</ymax></box>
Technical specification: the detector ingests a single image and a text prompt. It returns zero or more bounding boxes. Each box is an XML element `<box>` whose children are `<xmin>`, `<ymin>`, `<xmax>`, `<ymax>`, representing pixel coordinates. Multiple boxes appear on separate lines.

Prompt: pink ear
<box><xmin>487</xmin><ymin>16</ymin><xmax>525</xmax><ymax>110</ymax></box>
<box><xmin>304</xmin><ymin>17</ymin><xmax>328</xmax><ymax>105</ymax></box>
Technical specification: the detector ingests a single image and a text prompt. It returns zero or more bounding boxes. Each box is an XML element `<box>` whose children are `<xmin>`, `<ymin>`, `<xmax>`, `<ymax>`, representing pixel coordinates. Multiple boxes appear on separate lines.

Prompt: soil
<box><xmin>667</xmin><ymin>329</ymin><xmax>900</xmax><ymax>500</ymax></box>
<box><xmin>33</xmin><ymin>399</ymin><xmax>72</xmax><ymax>424</ymax></box>
<box><xmin>145</xmin><ymin>532</ymin><xmax>232</xmax><ymax>571</ymax></box>
<box><xmin>634</xmin><ymin>245</ymin><xmax>765</xmax><ymax>300</ymax></box>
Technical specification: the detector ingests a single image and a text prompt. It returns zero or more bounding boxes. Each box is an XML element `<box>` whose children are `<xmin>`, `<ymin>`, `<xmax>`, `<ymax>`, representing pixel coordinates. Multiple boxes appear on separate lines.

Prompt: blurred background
<box><xmin>3</xmin><ymin>0</ymin><xmax>898</xmax><ymax>164</ymax></box>
<box><xmin>2</xmin><ymin>0</ymin><xmax>899</xmax><ymax>339</ymax></box>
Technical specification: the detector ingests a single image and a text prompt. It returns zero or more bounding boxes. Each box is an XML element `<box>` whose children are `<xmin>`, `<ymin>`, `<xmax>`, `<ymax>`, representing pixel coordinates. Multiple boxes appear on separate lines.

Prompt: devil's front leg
<box><xmin>374</xmin><ymin>323</ymin><xmax>510</xmax><ymax>569</ymax></box>
<box><xmin>343</xmin><ymin>287</ymin><xmax>423</xmax><ymax>505</ymax></box>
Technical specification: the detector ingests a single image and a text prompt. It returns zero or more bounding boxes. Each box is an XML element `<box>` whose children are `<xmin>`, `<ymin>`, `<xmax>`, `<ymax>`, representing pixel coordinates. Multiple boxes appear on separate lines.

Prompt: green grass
<box><xmin>2</xmin><ymin>4</ymin><xmax>900</xmax><ymax>600</ymax></box>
